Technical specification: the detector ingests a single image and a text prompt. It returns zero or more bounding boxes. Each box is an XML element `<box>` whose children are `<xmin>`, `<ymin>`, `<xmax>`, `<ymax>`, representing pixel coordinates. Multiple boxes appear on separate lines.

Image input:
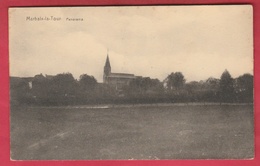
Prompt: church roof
<box><xmin>108</xmin><ymin>73</ymin><xmax>135</xmax><ymax>79</ymax></box>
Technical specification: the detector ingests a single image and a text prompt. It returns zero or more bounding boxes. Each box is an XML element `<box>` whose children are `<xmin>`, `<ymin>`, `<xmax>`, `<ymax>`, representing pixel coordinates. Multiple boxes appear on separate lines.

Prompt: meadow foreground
<box><xmin>10</xmin><ymin>104</ymin><xmax>254</xmax><ymax>160</ymax></box>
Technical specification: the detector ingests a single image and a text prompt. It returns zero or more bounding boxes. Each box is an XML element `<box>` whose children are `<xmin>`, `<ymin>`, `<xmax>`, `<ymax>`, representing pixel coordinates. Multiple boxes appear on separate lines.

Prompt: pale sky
<box><xmin>9</xmin><ymin>5</ymin><xmax>253</xmax><ymax>82</ymax></box>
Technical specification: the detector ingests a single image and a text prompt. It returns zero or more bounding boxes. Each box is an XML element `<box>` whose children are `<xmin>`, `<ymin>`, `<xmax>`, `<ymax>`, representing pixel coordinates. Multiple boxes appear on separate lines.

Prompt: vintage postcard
<box><xmin>9</xmin><ymin>5</ymin><xmax>254</xmax><ymax>160</ymax></box>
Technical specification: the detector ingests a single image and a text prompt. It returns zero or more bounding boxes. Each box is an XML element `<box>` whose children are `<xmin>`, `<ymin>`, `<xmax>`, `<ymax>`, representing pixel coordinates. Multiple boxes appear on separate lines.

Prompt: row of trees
<box><xmin>164</xmin><ymin>70</ymin><xmax>253</xmax><ymax>103</ymax></box>
<box><xmin>10</xmin><ymin>70</ymin><xmax>253</xmax><ymax>105</ymax></box>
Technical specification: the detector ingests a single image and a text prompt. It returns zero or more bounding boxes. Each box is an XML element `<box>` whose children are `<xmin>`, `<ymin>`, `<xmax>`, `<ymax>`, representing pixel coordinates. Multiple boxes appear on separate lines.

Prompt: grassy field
<box><xmin>10</xmin><ymin>104</ymin><xmax>254</xmax><ymax>160</ymax></box>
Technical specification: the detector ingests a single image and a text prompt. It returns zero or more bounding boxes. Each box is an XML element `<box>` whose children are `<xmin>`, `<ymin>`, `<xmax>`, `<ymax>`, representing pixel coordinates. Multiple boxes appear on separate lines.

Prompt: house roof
<box><xmin>10</xmin><ymin>76</ymin><xmax>34</xmax><ymax>81</ymax></box>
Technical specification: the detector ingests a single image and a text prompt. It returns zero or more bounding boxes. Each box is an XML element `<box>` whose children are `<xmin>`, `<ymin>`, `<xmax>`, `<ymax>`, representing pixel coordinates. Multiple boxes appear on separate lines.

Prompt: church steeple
<box><xmin>103</xmin><ymin>53</ymin><xmax>111</xmax><ymax>83</ymax></box>
<box><xmin>105</xmin><ymin>55</ymin><xmax>111</xmax><ymax>69</ymax></box>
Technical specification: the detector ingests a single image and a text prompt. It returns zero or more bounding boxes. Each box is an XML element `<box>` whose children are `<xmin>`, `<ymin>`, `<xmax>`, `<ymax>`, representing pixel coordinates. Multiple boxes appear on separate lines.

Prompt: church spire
<box><xmin>105</xmin><ymin>54</ymin><xmax>111</xmax><ymax>68</ymax></box>
<box><xmin>103</xmin><ymin>51</ymin><xmax>111</xmax><ymax>83</ymax></box>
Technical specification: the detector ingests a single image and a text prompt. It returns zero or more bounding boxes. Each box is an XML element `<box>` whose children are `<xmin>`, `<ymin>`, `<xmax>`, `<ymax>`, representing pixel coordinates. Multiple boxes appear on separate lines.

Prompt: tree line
<box><xmin>10</xmin><ymin>70</ymin><xmax>253</xmax><ymax>105</ymax></box>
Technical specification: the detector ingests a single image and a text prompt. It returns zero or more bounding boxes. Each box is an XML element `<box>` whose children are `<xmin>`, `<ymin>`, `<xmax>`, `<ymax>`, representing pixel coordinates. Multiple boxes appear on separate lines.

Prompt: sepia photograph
<box><xmin>9</xmin><ymin>5</ymin><xmax>254</xmax><ymax>160</ymax></box>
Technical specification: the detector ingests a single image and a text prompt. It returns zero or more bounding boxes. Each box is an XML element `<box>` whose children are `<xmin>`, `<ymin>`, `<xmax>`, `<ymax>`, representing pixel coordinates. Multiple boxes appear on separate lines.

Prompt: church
<box><xmin>103</xmin><ymin>54</ymin><xmax>137</xmax><ymax>90</ymax></box>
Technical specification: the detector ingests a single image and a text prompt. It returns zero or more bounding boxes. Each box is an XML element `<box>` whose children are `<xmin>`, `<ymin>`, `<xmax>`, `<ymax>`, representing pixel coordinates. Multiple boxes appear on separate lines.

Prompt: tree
<box><xmin>236</xmin><ymin>73</ymin><xmax>253</xmax><ymax>92</ymax></box>
<box><xmin>206</xmin><ymin>77</ymin><xmax>220</xmax><ymax>90</ymax></box>
<box><xmin>10</xmin><ymin>77</ymin><xmax>32</xmax><ymax>104</ymax></box>
<box><xmin>149</xmin><ymin>78</ymin><xmax>164</xmax><ymax>94</ymax></box>
<box><xmin>126</xmin><ymin>77</ymin><xmax>149</xmax><ymax>95</ymax></box>
<box><xmin>124</xmin><ymin>77</ymin><xmax>164</xmax><ymax>96</ymax></box>
<box><xmin>50</xmin><ymin>73</ymin><xmax>77</xmax><ymax>97</ymax></box>
<box><xmin>31</xmin><ymin>74</ymin><xmax>49</xmax><ymax>98</ymax></box>
<box><xmin>235</xmin><ymin>73</ymin><xmax>253</xmax><ymax>102</ymax></box>
<box><xmin>219</xmin><ymin>70</ymin><xmax>234</xmax><ymax>102</ymax></box>
<box><xmin>166</xmin><ymin>72</ymin><xmax>185</xmax><ymax>92</ymax></box>
<box><xmin>79</xmin><ymin>74</ymin><xmax>98</xmax><ymax>94</ymax></box>
<box><xmin>185</xmin><ymin>81</ymin><xmax>200</xmax><ymax>94</ymax></box>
